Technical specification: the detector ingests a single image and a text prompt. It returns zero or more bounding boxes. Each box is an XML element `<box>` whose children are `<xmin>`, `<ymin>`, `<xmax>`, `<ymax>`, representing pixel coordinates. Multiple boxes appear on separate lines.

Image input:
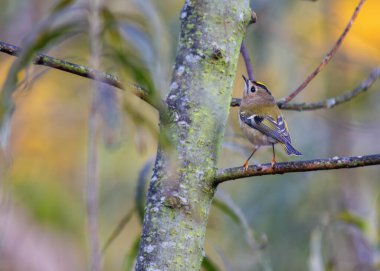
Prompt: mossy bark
<box><xmin>136</xmin><ymin>1</ymin><xmax>251</xmax><ymax>270</ymax></box>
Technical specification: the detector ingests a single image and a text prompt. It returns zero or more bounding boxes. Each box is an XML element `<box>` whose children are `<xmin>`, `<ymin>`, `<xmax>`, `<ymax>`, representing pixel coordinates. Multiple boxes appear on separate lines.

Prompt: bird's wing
<box><xmin>240</xmin><ymin>113</ymin><xmax>291</xmax><ymax>145</ymax></box>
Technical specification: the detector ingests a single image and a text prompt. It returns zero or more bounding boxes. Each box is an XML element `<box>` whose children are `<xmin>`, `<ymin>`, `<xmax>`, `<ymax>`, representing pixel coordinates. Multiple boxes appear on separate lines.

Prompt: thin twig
<box><xmin>0</xmin><ymin>40</ymin><xmax>146</xmax><ymax>97</ymax></box>
<box><xmin>214</xmin><ymin>153</ymin><xmax>380</xmax><ymax>185</ymax></box>
<box><xmin>283</xmin><ymin>0</ymin><xmax>367</xmax><ymax>103</ymax></box>
<box><xmin>3</xmin><ymin>38</ymin><xmax>375</xmax><ymax>113</ymax></box>
<box><xmin>86</xmin><ymin>102</ymin><xmax>101</xmax><ymax>271</ymax></box>
<box><xmin>240</xmin><ymin>42</ymin><xmax>254</xmax><ymax>80</ymax></box>
<box><xmin>86</xmin><ymin>1</ymin><xmax>102</xmax><ymax>270</ymax></box>
<box><xmin>230</xmin><ymin>68</ymin><xmax>380</xmax><ymax>110</ymax></box>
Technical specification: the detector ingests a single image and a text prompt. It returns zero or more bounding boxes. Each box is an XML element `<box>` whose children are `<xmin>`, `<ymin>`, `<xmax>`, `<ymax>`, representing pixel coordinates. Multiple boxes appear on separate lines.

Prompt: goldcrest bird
<box><xmin>239</xmin><ymin>75</ymin><xmax>301</xmax><ymax>171</ymax></box>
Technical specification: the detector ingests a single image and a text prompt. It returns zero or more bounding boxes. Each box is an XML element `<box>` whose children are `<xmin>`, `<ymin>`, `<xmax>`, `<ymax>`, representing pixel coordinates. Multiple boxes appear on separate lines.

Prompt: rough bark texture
<box><xmin>135</xmin><ymin>1</ymin><xmax>251</xmax><ymax>270</ymax></box>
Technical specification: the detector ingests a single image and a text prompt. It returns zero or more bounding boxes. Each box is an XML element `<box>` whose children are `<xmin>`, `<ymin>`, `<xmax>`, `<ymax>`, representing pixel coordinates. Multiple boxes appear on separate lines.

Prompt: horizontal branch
<box><xmin>214</xmin><ymin>153</ymin><xmax>380</xmax><ymax>185</ymax></box>
<box><xmin>0</xmin><ymin>40</ymin><xmax>147</xmax><ymax>99</ymax></box>
<box><xmin>230</xmin><ymin>67</ymin><xmax>380</xmax><ymax>110</ymax></box>
<box><xmin>2</xmin><ymin>40</ymin><xmax>377</xmax><ymax>113</ymax></box>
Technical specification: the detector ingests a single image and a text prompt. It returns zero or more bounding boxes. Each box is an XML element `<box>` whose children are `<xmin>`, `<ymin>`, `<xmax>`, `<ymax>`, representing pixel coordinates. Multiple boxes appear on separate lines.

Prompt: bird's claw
<box><xmin>271</xmin><ymin>159</ymin><xmax>276</xmax><ymax>169</ymax></box>
<box><xmin>243</xmin><ymin>161</ymin><xmax>249</xmax><ymax>172</ymax></box>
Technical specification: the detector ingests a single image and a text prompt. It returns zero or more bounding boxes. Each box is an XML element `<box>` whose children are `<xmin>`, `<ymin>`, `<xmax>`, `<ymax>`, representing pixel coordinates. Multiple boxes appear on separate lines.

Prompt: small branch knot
<box><xmin>163</xmin><ymin>194</ymin><xmax>190</xmax><ymax>212</ymax></box>
<box><xmin>250</xmin><ymin>10</ymin><xmax>257</xmax><ymax>24</ymax></box>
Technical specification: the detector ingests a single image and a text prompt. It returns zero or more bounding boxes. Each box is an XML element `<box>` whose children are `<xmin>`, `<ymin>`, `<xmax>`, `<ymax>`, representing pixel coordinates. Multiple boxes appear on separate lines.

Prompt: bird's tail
<box><xmin>282</xmin><ymin>142</ymin><xmax>302</xmax><ymax>156</ymax></box>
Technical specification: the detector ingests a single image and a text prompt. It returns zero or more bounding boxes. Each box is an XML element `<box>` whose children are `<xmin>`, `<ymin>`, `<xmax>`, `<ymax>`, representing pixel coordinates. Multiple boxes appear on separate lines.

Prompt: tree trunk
<box><xmin>135</xmin><ymin>1</ymin><xmax>251</xmax><ymax>270</ymax></box>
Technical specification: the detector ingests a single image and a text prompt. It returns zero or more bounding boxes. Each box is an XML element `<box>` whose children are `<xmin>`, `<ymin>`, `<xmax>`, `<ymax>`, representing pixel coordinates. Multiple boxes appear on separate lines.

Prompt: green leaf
<box><xmin>101</xmin><ymin>7</ymin><xmax>167</xmax><ymax>109</ymax></box>
<box><xmin>17</xmin><ymin>67</ymin><xmax>50</xmax><ymax>92</ymax></box>
<box><xmin>97</xmin><ymin>84</ymin><xmax>122</xmax><ymax>149</ymax></box>
<box><xmin>0</xmin><ymin>22</ymin><xmax>80</xmax><ymax>148</ymax></box>
<box><xmin>132</xmin><ymin>0</ymin><xmax>171</xmax><ymax>95</ymax></box>
<box><xmin>101</xmin><ymin>8</ymin><xmax>171</xmax><ymax>150</ymax></box>
<box><xmin>201</xmin><ymin>256</ymin><xmax>221</xmax><ymax>271</ymax></box>
<box><xmin>214</xmin><ymin>189</ymin><xmax>262</xmax><ymax>251</ymax></box>
<box><xmin>135</xmin><ymin>158</ymin><xmax>154</xmax><ymax>223</ymax></box>
<box><xmin>102</xmin><ymin>207</ymin><xmax>135</xmax><ymax>254</ymax></box>
<box><xmin>50</xmin><ymin>0</ymin><xmax>76</xmax><ymax>13</ymax></box>
<box><xmin>336</xmin><ymin>210</ymin><xmax>367</xmax><ymax>231</ymax></box>
<box><xmin>123</xmin><ymin>235</ymin><xmax>141</xmax><ymax>271</ymax></box>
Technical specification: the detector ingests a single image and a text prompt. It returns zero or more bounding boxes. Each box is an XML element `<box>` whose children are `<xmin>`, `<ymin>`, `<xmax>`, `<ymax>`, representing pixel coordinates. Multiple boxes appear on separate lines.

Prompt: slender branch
<box><xmin>279</xmin><ymin>68</ymin><xmax>380</xmax><ymax>110</ymax></box>
<box><xmin>240</xmin><ymin>8</ymin><xmax>256</xmax><ymax>80</ymax></box>
<box><xmin>86</xmin><ymin>1</ymin><xmax>102</xmax><ymax>270</ymax></box>
<box><xmin>214</xmin><ymin>154</ymin><xmax>380</xmax><ymax>185</ymax></box>
<box><xmin>240</xmin><ymin>42</ymin><xmax>254</xmax><ymax>80</ymax></box>
<box><xmin>230</xmin><ymin>67</ymin><xmax>380</xmax><ymax>110</ymax></box>
<box><xmin>283</xmin><ymin>0</ymin><xmax>367</xmax><ymax>103</ymax></box>
<box><xmin>3</xmin><ymin>38</ymin><xmax>376</xmax><ymax>113</ymax></box>
<box><xmin>0</xmin><ymin>40</ymin><xmax>146</xmax><ymax>98</ymax></box>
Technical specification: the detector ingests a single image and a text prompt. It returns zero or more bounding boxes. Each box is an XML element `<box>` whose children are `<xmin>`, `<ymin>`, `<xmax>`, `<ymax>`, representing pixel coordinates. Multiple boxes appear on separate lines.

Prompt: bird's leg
<box><xmin>271</xmin><ymin>144</ymin><xmax>276</xmax><ymax>168</ymax></box>
<box><xmin>243</xmin><ymin>146</ymin><xmax>259</xmax><ymax>171</ymax></box>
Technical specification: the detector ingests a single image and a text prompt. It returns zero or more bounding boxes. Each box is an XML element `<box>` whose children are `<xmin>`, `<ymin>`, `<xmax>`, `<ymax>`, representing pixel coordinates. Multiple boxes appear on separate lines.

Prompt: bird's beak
<box><xmin>242</xmin><ymin>75</ymin><xmax>249</xmax><ymax>93</ymax></box>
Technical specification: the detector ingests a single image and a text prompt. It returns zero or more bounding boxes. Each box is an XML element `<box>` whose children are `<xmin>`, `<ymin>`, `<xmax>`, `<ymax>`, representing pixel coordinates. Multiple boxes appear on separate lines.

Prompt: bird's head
<box><xmin>242</xmin><ymin>75</ymin><xmax>272</xmax><ymax>98</ymax></box>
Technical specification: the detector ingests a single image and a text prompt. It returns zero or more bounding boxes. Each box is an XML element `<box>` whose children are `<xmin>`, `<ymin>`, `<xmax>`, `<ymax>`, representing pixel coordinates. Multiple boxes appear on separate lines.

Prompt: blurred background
<box><xmin>0</xmin><ymin>0</ymin><xmax>379</xmax><ymax>270</ymax></box>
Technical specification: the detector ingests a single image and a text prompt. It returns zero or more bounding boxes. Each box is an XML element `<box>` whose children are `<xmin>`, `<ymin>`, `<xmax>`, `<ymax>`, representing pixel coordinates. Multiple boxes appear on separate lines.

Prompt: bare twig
<box><xmin>86</xmin><ymin>102</ymin><xmax>101</xmax><ymax>271</ymax></box>
<box><xmin>230</xmin><ymin>68</ymin><xmax>380</xmax><ymax>110</ymax></box>
<box><xmin>86</xmin><ymin>1</ymin><xmax>102</xmax><ymax>270</ymax></box>
<box><xmin>283</xmin><ymin>0</ymin><xmax>367</xmax><ymax>103</ymax></box>
<box><xmin>279</xmin><ymin>68</ymin><xmax>380</xmax><ymax>110</ymax></box>
<box><xmin>240</xmin><ymin>42</ymin><xmax>254</xmax><ymax>80</ymax></box>
<box><xmin>240</xmin><ymin>8</ymin><xmax>257</xmax><ymax>80</ymax></box>
<box><xmin>3</xmin><ymin>38</ymin><xmax>376</xmax><ymax>113</ymax></box>
<box><xmin>0</xmin><ymin>40</ymin><xmax>146</xmax><ymax>98</ymax></box>
<box><xmin>214</xmin><ymin>153</ymin><xmax>380</xmax><ymax>185</ymax></box>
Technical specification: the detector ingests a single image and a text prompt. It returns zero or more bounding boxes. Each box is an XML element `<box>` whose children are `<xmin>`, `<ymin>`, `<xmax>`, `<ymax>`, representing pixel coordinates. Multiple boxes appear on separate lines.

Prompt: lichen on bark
<box><xmin>135</xmin><ymin>1</ymin><xmax>251</xmax><ymax>270</ymax></box>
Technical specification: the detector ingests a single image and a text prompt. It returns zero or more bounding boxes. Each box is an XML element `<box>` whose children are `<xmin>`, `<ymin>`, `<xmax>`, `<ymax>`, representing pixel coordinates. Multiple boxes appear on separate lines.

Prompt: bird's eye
<box><xmin>250</xmin><ymin>86</ymin><xmax>256</xmax><ymax>93</ymax></box>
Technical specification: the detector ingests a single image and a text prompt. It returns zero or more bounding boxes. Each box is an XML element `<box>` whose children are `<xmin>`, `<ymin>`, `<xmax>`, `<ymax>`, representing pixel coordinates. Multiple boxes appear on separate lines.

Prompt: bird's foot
<box><xmin>243</xmin><ymin>161</ymin><xmax>249</xmax><ymax>172</ymax></box>
<box><xmin>271</xmin><ymin>159</ymin><xmax>276</xmax><ymax>169</ymax></box>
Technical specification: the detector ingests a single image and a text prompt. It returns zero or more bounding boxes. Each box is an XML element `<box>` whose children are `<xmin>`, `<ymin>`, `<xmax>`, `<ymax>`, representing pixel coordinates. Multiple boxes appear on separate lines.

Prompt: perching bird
<box><xmin>239</xmin><ymin>75</ymin><xmax>301</xmax><ymax>171</ymax></box>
